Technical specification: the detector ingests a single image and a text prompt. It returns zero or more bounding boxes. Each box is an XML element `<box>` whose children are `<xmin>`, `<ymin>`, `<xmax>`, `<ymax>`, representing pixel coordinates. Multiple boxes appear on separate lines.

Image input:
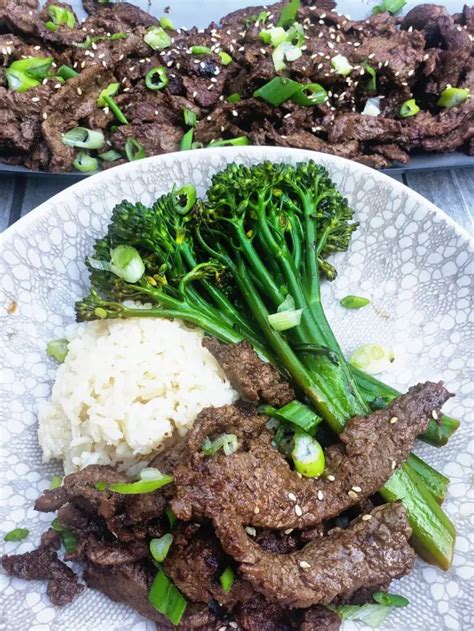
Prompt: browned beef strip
<box><xmin>427</xmin><ymin>16</ymin><xmax>472</xmax><ymax>89</ymax></box>
<box><xmin>235</xmin><ymin>594</ymin><xmax>290</xmax><ymax>631</ymax></box>
<box><xmin>2</xmin><ymin>544</ymin><xmax>85</xmax><ymax>606</ymax></box>
<box><xmin>0</xmin><ymin>0</ymin><xmax>38</xmax><ymax>36</ymax></box>
<box><xmin>216</xmin><ymin>503</ymin><xmax>414</xmax><ymax>608</ymax></box>
<box><xmin>85</xmin><ymin>537</ymin><xmax>150</xmax><ymax>566</ymax></box>
<box><xmin>172</xmin><ymin>382</ymin><xmax>451</xmax><ymax>530</ymax></box>
<box><xmin>401</xmin><ymin>4</ymin><xmax>450</xmax><ymax>44</ymax></box>
<box><xmin>300</xmin><ymin>606</ymin><xmax>341</xmax><ymax>631</ymax></box>
<box><xmin>203</xmin><ymin>339</ymin><xmax>294</xmax><ymax>406</ymax></box>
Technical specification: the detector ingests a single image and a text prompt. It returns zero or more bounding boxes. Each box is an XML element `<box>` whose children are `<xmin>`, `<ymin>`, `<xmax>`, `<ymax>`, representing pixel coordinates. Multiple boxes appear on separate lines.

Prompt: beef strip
<box><xmin>216</xmin><ymin>503</ymin><xmax>414</xmax><ymax>608</ymax></box>
<box><xmin>203</xmin><ymin>339</ymin><xmax>294</xmax><ymax>406</ymax></box>
<box><xmin>235</xmin><ymin>595</ymin><xmax>290</xmax><ymax>631</ymax></box>
<box><xmin>300</xmin><ymin>606</ymin><xmax>341</xmax><ymax>631</ymax></box>
<box><xmin>2</xmin><ymin>543</ymin><xmax>85</xmax><ymax>606</ymax></box>
<box><xmin>172</xmin><ymin>382</ymin><xmax>451</xmax><ymax>530</ymax></box>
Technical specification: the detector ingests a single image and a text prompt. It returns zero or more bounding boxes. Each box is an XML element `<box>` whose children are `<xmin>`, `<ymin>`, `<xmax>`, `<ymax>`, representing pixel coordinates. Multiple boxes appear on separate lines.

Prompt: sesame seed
<box><xmin>54</xmin><ymin>83</ymin><xmax>62</xmax><ymax>89</ymax></box>
<box><xmin>407</xmin><ymin>69</ymin><xmax>414</xmax><ymax>77</ymax></box>
<box><xmin>31</xmin><ymin>97</ymin><xmax>40</xmax><ymax>103</ymax></box>
<box><xmin>260</xmin><ymin>48</ymin><xmax>266</xmax><ymax>55</ymax></box>
<box><xmin>294</xmin><ymin>504</ymin><xmax>303</xmax><ymax>516</ymax></box>
<box><xmin>317</xmin><ymin>490</ymin><xmax>324</xmax><ymax>500</ymax></box>
<box><xmin>207</xmin><ymin>84</ymin><xmax>214</xmax><ymax>90</ymax></box>
<box><xmin>391</xmin><ymin>460</ymin><xmax>397</xmax><ymax>470</ymax></box>
<box><xmin>327</xmin><ymin>475</ymin><xmax>335</xmax><ymax>482</ymax></box>
<box><xmin>34</xmin><ymin>45</ymin><xmax>41</xmax><ymax>51</ymax></box>
<box><xmin>353</xmin><ymin>42</ymin><xmax>361</xmax><ymax>47</ymax></box>
<box><xmin>231</xmin><ymin>109</ymin><xmax>238</xmax><ymax>117</ymax></box>
<box><xmin>230</xmin><ymin>623</ymin><xmax>238</xmax><ymax>629</ymax></box>
<box><xmin>254</xmin><ymin>506</ymin><xmax>260</xmax><ymax>514</ymax></box>
<box><xmin>432</xmin><ymin>410</ymin><xmax>438</xmax><ymax>420</ymax></box>
<box><xmin>352</xmin><ymin>486</ymin><xmax>362</xmax><ymax>493</ymax></box>
<box><xmin>76</xmin><ymin>88</ymin><xmax>83</xmax><ymax>96</ymax></box>
<box><xmin>129</xmin><ymin>66</ymin><xmax>135</xmax><ymax>72</ymax></box>
<box><xmin>192</xmin><ymin>90</ymin><xmax>198</xmax><ymax>98</ymax></box>
<box><xmin>362</xmin><ymin>514</ymin><xmax>372</xmax><ymax>521</ymax></box>
<box><xmin>284</xmin><ymin>528</ymin><xmax>294</xmax><ymax>535</ymax></box>
<box><xmin>42</xmin><ymin>112</ymin><xmax>48</xmax><ymax>120</ymax></box>
<box><xmin>348</xmin><ymin>490</ymin><xmax>358</xmax><ymax>500</ymax></box>
<box><xmin>245</xmin><ymin>526</ymin><xmax>257</xmax><ymax>536</ymax></box>
<box><xmin>390</xmin><ymin>416</ymin><xmax>398</xmax><ymax>424</ymax></box>
<box><xmin>368</xmin><ymin>53</ymin><xmax>375</xmax><ymax>59</ymax></box>
<box><xmin>423</xmin><ymin>53</ymin><xmax>430</xmax><ymax>61</ymax></box>
<box><xmin>328</xmin><ymin>42</ymin><xmax>334</xmax><ymax>49</ymax></box>
<box><xmin>299</xmin><ymin>561</ymin><xmax>311</xmax><ymax>569</ymax></box>
<box><xmin>288</xmin><ymin>492</ymin><xmax>297</xmax><ymax>501</ymax></box>
<box><xmin>206</xmin><ymin>115</ymin><xmax>212</xmax><ymax>121</ymax></box>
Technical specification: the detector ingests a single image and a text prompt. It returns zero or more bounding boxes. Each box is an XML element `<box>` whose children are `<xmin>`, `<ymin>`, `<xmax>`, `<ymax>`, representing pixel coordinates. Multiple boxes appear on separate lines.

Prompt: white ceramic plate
<box><xmin>0</xmin><ymin>147</ymin><xmax>472</xmax><ymax>631</ymax></box>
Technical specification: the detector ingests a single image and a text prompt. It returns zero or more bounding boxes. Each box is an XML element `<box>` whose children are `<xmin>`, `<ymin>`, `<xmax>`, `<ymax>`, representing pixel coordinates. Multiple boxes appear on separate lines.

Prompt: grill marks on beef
<box><xmin>172</xmin><ymin>382</ymin><xmax>451</xmax><ymax>529</ymax></box>
<box><xmin>0</xmin><ymin>0</ymin><xmax>472</xmax><ymax>171</ymax></box>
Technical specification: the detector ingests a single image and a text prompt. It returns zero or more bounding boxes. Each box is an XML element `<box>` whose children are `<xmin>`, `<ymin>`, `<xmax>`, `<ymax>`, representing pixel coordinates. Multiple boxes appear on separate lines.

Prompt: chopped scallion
<box><xmin>350</xmin><ymin>344</ymin><xmax>395</xmax><ymax>375</ymax></box>
<box><xmin>292</xmin><ymin>82</ymin><xmax>327</xmax><ymax>106</ymax></box>
<box><xmin>51</xmin><ymin>518</ymin><xmax>77</xmax><ymax>553</ymax></box>
<box><xmin>97</xmin><ymin>82</ymin><xmax>120</xmax><ymax>107</ymax></box>
<box><xmin>291</xmin><ymin>431</ymin><xmax>325</xmax><ymax>477</ymax></box>
<box><xmin>145</xmin><ymin>66</ymin><xmax>169</xmax><ymax>91</ymax></box>
<box><xmin>73</xmin><ymin>152</ymin><xmax>98</xmax><ymax>173</ymax></box>
<box><xmin>150</xmin><ymin>533</ymin><xmax>174</xmax><ymax>562</ymax></box>
<box><xmin>362</xmin><ymin>97</ymin><xmax>381</xmax><ymax>116</ymax></box>
<box><xmin>180</xmin><ymin>127</ymin><xmax>194</xmax><ymax>151</ymax></box>
<box><xmin>140</xmin><ymin>467</ymin><xmax>166</xmax><ymax>481</ymax></box>
<box><xmin>277</xmin><ymin>0</ymin><xmax>300</xmax><ymax>28</ymax></box>
<box><xmin>47</xmin><ymin>5</ymin><xmax>76</xmax><ymax>28</ymax></box>
<box><xmin>46</xmin><ymin>338</ymin><xmax>69</xmax><ymax>362</ymax></box>
<box><xmin>9</xmin><ymin>57</ymin><xmax>53</xmax><ymax>81</ymax></box>
<box><xmin>144</xmin><ymin>26</ymin><xmax>172</xmax><ymax>50</ymax></box>
<box><xmin>331</xmin><ymin>54</ymin><xmax>353</xmax><ymax>76</ymax></box>
<box><xmin>218</xmin><ymin>51</ymin><xmax>233</xmax><ymax>66</ymax></box>
<box><xmin>165</xmin><ymin>507</ymin><xmax>176</xmax><ymax>529</ymax></box>
<box><xmin>437</xmin><ymin>87</ymin><xmax>470</xmax><ymax>108</ymax></box>
<box><xmin>49</xmin><ymin>475</ymin><xmax>63</xmax><ymax>489</ymax></box>
<box><xmin>159</xmin><ymin>16</ymin><xmax>175</xmax><ymax>30</ymax></box>
<box><xmin>340</xmin><ymin>295</ymin><xmax>371</xmax><ymax>309</ymax></box>
<box><xmin>103</xmin><ymin>94</ymin><xmax>129</xmax><ymax>125</ymax></box>
<box><xmin>268</xmin><ymin>307</ymin><xmax>303</xmax><ymax>331</ymax></box>
<box><xmin>259</xmin><ymin>26</ymin><xmax>288</xmax><ymax>47</ymax></box>
<box><xmin>183</xmin><ymin>108</ymin><xmax>197</xmax><ymax>127</ymax></box>
<box><xmin>125</xmin><ymin>137</ymin><xmax>146</xmax><ymax>161</ymax></box>
<box><xmin>88</xmin><ymin>245</ymin><xmax>145</xmax><ymax>283</ymax></box>
<box><xmin>99</xmin><ymin>149</ymin><xmax>122</xmax><ymax>162</ymax></box>
<box><xmin>202</xmin><ymin>433</ymin><xmax>238</xmax><ymax>456</ymax></box>
<box><xmin>45</xmin><ymin>21</ymin><xmax>59</xmax><ymax>32</ymax></box>
<box><xmin>149</xmin><ymin>570</ymin><xmax>187</xmax><ymax>625</ymax></box>
<box><xmin>363</xmin><ymin>63</ymin><xmax>377</xmax><ymax>93</ymax></box>
<box><xmin>174</xmin><ymin>184</ymin><xmax>197</xmax><ymax>214</ymax></box>
<box><xmin>373</xmin><ymin>592</ymin><xmax>409</xmax><ymax>607</ymax></box>
<box><xmin>4</xmin><ymin>528</ymin><xmax>29</xmax><ymax>542</ymax></box>
<box><xmin>254</xmin><ymin>77</ymin><xmax>301</xmax><ymax>106</ymax></box>
<box><xmin>191</xmin><ymin>45</ymin><xmax>212</xmax><ymax>55</ymax></box>
<box><xmin>57</xmin><ymin>64</ymin><xmax>78</xmax><ymax>80</ymax></box>
<box><xmin>272</xmin><ymin>41</ymin><xmax>302</xmax><ymax>72</ymax></box>
<box><xmin>62</xmin><ymin>127</ymin><xmax>105</xmax><ymax>150</ymax></box>
<box><xmin>227</xmin><ymin>92</ymin><xmax>241</xmax><ymax>104</ymax></box>
<box><xmin>208</xmin><ymin>136</ymin><xmax>250</xmax><ymax>147</ymax></box>
<box><xmin>4</xmin><ymin>68</ymin><xmax>39</xmax><ymax>92</ymax></box>
<box><xmin>219</xmin><ymin>566</ymin><xmax>235</xmax><ymax>593</ymax></box>
<box><xmin>259</xmin><ymin>400</ymin><xmax>322</xmax><ymax>435</ymax></box>
<box><xmin>399</xmin><ymin>98</ymin><xmax>420</xmax><ymax>117</ymax></box>
<box><xmin>372</xmin><ymin>0</ymin><xmax>406</xmax><ymax>16</ymax></box>
<box><xmin>108</xmin><ymin>473</ymin><xmax>173</xmax><ymax>494</ymax></box>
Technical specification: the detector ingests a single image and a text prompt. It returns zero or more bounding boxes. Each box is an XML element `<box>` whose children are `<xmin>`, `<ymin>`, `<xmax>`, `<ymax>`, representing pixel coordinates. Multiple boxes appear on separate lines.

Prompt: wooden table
<box><xmin>1</xmin><ymin>167</ymin><xmax>472</xmax><ymax>235</ymax></box>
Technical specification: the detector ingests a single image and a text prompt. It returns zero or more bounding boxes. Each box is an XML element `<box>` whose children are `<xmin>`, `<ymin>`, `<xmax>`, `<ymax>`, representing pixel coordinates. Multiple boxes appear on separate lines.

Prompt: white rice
<box><xmin>38</xmin><ymin>318</ymin><xmax>238</xmax><ymax>477</ymax></box>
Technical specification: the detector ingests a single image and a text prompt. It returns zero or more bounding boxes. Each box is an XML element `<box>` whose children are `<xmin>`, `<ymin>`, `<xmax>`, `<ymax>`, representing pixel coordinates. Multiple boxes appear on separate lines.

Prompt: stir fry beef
<box><xmin>0</xmin><ymin>0</ymin><xmax>472</xmax><ymax>172</ymax></box>
<box><xmin>172</xmin><ymin>381</ymin><xmax>451</xmax><ymax>529</ymax></box>
<box><xmin>299</xmin><ymin>606</ymin><xmax>342</xmax><ymax>631</ymax></box>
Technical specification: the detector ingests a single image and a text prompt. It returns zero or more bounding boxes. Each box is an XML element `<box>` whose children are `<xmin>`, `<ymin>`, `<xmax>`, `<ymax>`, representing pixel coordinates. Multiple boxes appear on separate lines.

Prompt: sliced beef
<box><xmin>217</xmin><ymin>503</ymin><xmax>413</xmax><ymax>608</ymax></box>
<box><xmin>2</xmin><ymin>544</ymin><xmax>84</xmax><ymax>606</ymax></box>
<box><xmin>300</xmin><ymin>606</ymin><xmax>341</xmax><ymax>631</ymax></box>
<box><xmin>85</xmin><ymin>537</ymin><xmax>150</xmax><ymax>566</ymax></box>
<box><xmin>235</xmin><ymin>595</ymin><xmax>289</xmax><ymax>631</ymax></box>
<box><xmin>328</xmin><ymin>113</ymin><xmax>403</xmax><ymax>144</ymax></box>
<box><xmin>401</xmin><ymin>4</ymin><xmax>450</xmax><ymax>44</ymax></box>
<box><xmin>1</xmin><ymin>0</ymin><xmax>38</xmax><ymax>37</ymax></box>
<box><xmin>203</xmin><ymin>339</ymin><xmax>294</xmax><ymax>406</ymax></box>
<box><xmin>172</xmin><ymin>382</ymin><xmax>451</xmax><ymax>530</ymax></box>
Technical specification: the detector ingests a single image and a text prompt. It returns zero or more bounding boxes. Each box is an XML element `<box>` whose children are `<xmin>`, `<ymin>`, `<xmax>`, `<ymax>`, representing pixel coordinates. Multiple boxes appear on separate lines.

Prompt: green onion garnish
<box><xmin>191</xmin><ymin>45</ymin><xmax>213</xmax><ymax>55</ymax></box>
<box><xmin>8</xmin><ymin>57</ymin><xmax>53</xmax><ymax>81</ymax></box>
<box><xmin>254</xmin><ymin>76</ymin><xmax>302</xmax><ymax>106</ymax></box>
<box><xmin>125</xmin><ymin>137</ymin><xmax>146</xmax><ymax>161</ymax></box>
<box><xmin>272</xmin><ymin>41</ymin><xmax>302</xmax><ymax>72</ymax></box>
<box><xmin>350</xmin><ymin>344</ymin><xmax>394</xmax><ymax>375</ymax></box>
<box><xmin>260</xmin><ymin>400</ymin><xmax>322</xmax><ymax>435</ymax></box>
<box><xmin>88</xmin><ymin>244</ymin><xmax>145</xmax><ymax>283</ymax></box>
<box><xmin>45</xmin><ymin>21</ymin><xmax>59</xmax><ymax>32</ymax></box>
<box><xmin>219</xmin><ymin>566</ymin><xmax>235</xmax><ymax>593</ymax></box>
<box><xmin>292</xmin><ymin>82</ymin><xmax>327</xmax><ymax>106</ymax></box>
<box><xmin>149</xmin><ymin>570</ymin><xmax>187</xmax><ymax>625</ymax></box>
<box><xmin>49</xmin><ymin>475</ymin><xmax>63</xmax><ymax>489</ymax></box>
<box><xmin>57</xmin><ymin>64</ymin><xmax>78</xmax><ymax>81</ymax></box>
<box><xmin>268</xmin><ymin>307</ymin><xmax>303</xmax><ymax>331</ymax></box>
<box><xmin>363</xmin><ymin>63</ymin><xmax>377</xmax><ymax>94</ymax></box>
<box><xmin>174</xmin><ymin>184</ymin><xmax>197</xmax><ymax>214</ymax></box>
<box><xmin>159</xmin><ymin>16</ymin><xmax>175</xmax><ymax>30</ymax></box>
<box><xmin>373</xmin><ymin>592</ymin><xmax>410</xmax><ymax>607</ymax></box>
<box><xmin>331</xmin><ymin>54</ymin><xmax>353</xmax><ymax>76</ymax></box>
<box><xmin>46</xmin><ymin>338</ymin><xmax>69</xmax><ymax>363</ymax></box>
<box><xmin>218</xmin><ymin>51</ymin><xmax>233</xmax><ymax>66</ymax></box>
<box><xmin>277</xmin><ymin>0</ymin><xmax>300</xmax><ymax>28</ymax></box>
<box><xmin>150</xmin><ymin>534</ymin><xmax>174</xmax><ymax>563</ymax></box>
<box><xmin>340</xmin><ymin>295</ymin><xmax>371</xmax><ymax>309</ymax></box>
<box><xmin>4</xmin><ymin>68</ymin><xmax>39</xmax><ymax>92</ymax></box>
<box><xmin>62</xmin><ymin>127</ymin><xmax>105</xmax><ymax>150</ymax></box>
<box><xmin>97</xmin><ymin>82</ymin><xmax>120</xmax><ymax>107</ymax></box>
<box><xmin>227</xmin><ymin>92</ymin><xmax>241</xmax><ymax>104</ymax></box>
<box><xmin>165</xmin><ymin>507</ymin><xmax>176</xmax><ymax>529</ymax></box>
<box><xmin>372</xmin><ymin>0</ymin><xmax>407</xmax><ymax>16</ymax></box>
<box><xmin>437</xmin><ymin>87</ymin><xmax>470</xmax><ymax>108</ymax></box>
<box><xmin>399</xmin><ymin>99</ymin><xmax>420</xmax><ymax>118</ymax></box>
<box><xmin>180</xmin><ymin>127</ymin><xmax>194</xmax><ymax>151</ymax></box>
<box><xmin>4</xmin><ymin>528</ymin><xmax>29</xmax><ymax>542</ymax></box>
<box><xmin>145</xmin><ymin>66</ymin><xmax>169</xmax><ymax>91</ymax></box>
<box><xmin>73</xmin><ymin>152</ymin><xmax>98</xmax><ymax>173</ymax></box>
<box><xmin>103</xmin><ymin>94</ymin><xmax>129</xmax><ymax>125</ymax></box>
<box><xmin>291</xmin><ymin>431</ymin><xmax>325</xmax><ymax>477</ymax></box>
<box><xmin>51</xmin><ymin>518</ymin><xmax>77</xmax><ymax>553</ymax></box>
<box><xmin>259</xmin><ymin>26</ymin><xmax>288</xmax><ymax>47</ymax></box>
<box><xmin>329</xmin><ymin>604</ymin><xmax>394</xmax><ymax>627</ymax></box>
<box><xmin>183</xmin><ymin>108</ymin><xmax>197</xmax><ymax>127</ymax></box>
<box><xmin>47</xmin><ymin>5</ymin><xmax>76</xmax><ymax>28</ymax></box>
<box><xmin>208</xmin><ymin>136</ymin><xmax>250</xmax><ymax>147</ymax></box>
<box><xmin>108</xmin><ymin>472</ymin><xmax>173</xmax><ymax>494</ymax></box>
<box><xmin>144</xmin><ymin>26</ymin><xmax>172</xmax><ymax>50</ymax></box>
<box><xmin>99</xmin><ymin>149</ymin><xmax>122</xmax><ymax>162</ymax></box>
<box><xmin>202</xmin><ymin>433</ymin><xmax>238</xmax><ymax>456</ymax></box>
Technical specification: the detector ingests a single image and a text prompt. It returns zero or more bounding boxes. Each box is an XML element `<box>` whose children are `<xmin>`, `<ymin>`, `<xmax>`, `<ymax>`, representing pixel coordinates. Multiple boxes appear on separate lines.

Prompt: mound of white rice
<box><xmin>38</xmin><ymin>318</ymin><xmax>238</xmax><ymax>476</ymax></box>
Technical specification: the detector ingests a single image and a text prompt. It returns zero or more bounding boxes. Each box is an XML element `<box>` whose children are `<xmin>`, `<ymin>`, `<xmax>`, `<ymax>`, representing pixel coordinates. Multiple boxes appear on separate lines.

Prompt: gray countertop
<box><xmin>1</xmin><ymin>167</ymin><xmax>473</xmax><ymax>235</ymax></box>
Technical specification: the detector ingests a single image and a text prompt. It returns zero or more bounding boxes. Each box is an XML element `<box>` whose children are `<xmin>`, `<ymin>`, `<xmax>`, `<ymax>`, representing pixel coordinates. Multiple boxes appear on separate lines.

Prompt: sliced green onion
<box><xmin>95</xmin><ymin>480</ymin><xmax>107</xmax><ymax>491</ymax></box>
<box><xmin>51</xmin><ymin>518</ymin><xmax>77</xmax><ymax>553</ymax></box>
<box><xmin>183</xmin><ymin>108</ymin><xmax>197</xmax><ymax>127</ymax></box>
<box><xmin>191</xmin><ymin>141</ymin><xmax>204</xmax><ymax>149</ymax></box>
<box><xmin>149</xmin><ymin>570</ymin><xmax>187</xmax><ymax>625</ymax></box>
<box><xmin>97</xmin><ymin>82</ymin><xmax>120</xmax><ymax>107</ymax></box>
<box><xmin>219</xmin><ymin>566</ymin><xmax>235</xmax><ymax>593</ymax></box>
<box><xmin>256</xmin><ymin>10</ymin><xmax>270</xmax><ymax>24</ymax></box>
<box><xmin>291</xmin><ymin>432</ymin><xmax>325</xmax><ymax>477</ymax></box>
<box><xmin>399</xmin><ymin>98</ymin><xmax>420</xmax><ymax>118</ymax></box>
<box><xmin>4</xmin><ymin>68</ymin><xmax>39</xmax><ymax>92</ymax></box>
<box><xmin>4</xmin><ymin>528</ymin><xmax>29</xmax><ymax>542</ymax></box>
<box><xmin>57</xmin><ymin>64</ymin><xmax>78</xmax><ymax>80</ymax></box>
<box><xmin>208</xmin><ymin>136</ymin><xmax>250</xmax><ymax>147</ymax></box>
<box><xmin>272</xmin><ymin>41</ymin><xmax>302</xmax><ymax>72</ymax></box>
<box><xmin>99</xmin><ymin>149</ymin><xmax>122</xmax><ymax>162</ymax></box>
<box><xmin>363</xmin><ymin>63</ymin><xmax>377</xmax><ymax>93</ymax></box>
<box><xmin>89</xmin><ymin>245</ymin><xmax>145</xmax><ymax>283</ymax></box>
<box><xmin>202</xmin><ymin>433</ymin><xmax>238</xmax><ymax>456</ymax></box>
<box><xmin>47</xmin><ymin>338</ymin><xmax>69</xmax><ymax>363</ymax></box>
<box><xmin>150</xmin><ymin>534</ymin><xmax>174</xmax><ymax>563</ymax></box>
<box><xmin>227</xmin><ymin>92</ymin><xmax>241</xmax><ymax>104</ymax></box>
<box><xmin>254</xmin><ymin>77</ymin><xmax>301</xmax><ymax>106</ymax></box>
<box><xmin>144</xmin><ymin>26</ymin><xmax>172</xmax><ymax>50</ymax></box>
<box><xmin>286</xmin><ymin>23</ymin><xmax>305</xmax><ymax>47</ymax></box>
<box><xmin>437</xmin><ymin>87</ymin><xmax>470</xmax><ymax>108</ymax></box>
<box><xmin>331</xmin><ymin>54</ymin><xmax>353</xmax><ymax>76</ymax></box>
<box><xmin>259</xmin><ymin>26</ymin><xmax>287</xmax><ymax>47</ymax></box>
<box><xmin>124</xmin><ymin>137</ymin><xmax>146</xmax><ymax>161</ymax></box>
<box><xmin>180</xmin><ymin>128</ymin><xmax>194</xmax><ymax>151</ymax></box>
<box><xmin>165</xmin><ymin>507</ymin><xmax>176</xmax><ymax>529</ymax></box>
<box><xmin>73</xmin><ymin>152</ymin><xmax>98</xmax><ymax>173</ymax></box>
<box><xmin>373</xmin><ymin>592</ymin><xmax>409</xmax><ymax>607</ymax></box>
<box><xmin>174</xmin><ymin>184</ymin><xmax>197</xmax><ymax>214</ymax></box>
<box><xmin>45</xmin><ymin>21</ymin><xmax>59</xmax><ymax>32</ymax></box>
<box><xmin>159</xmin><ymin>16</ymin><xmax>175</xmax><ymax>30</ymax></box>
<box><xmin>372</xmin><ymin>0</ymin><xmax>406</xmax><ymax>16</ymax></box>
<box><xmin>362</xmin><ymin>97</ymin><xmax>381</xmax><ymax>116</ymax></box>
<box><xmin>47</xmin><ymin>5</ymin><xmax>76</xmax><ymax>28</ymax></box>
<box><xmin>218</xmin><ymin>51</ymin><xmax>233</xmax><ymax>66</ymax></box>
<box><xmin>139</xmin><ymin>467</ymin><xmax>165</xmax><ymax>481</ymax></box>
<box><xmin>268</xmin><ymin>307</ymin><xmax>303</xmax><ymax>331</ymax></box>
<box><xmin>9</xmin><ymin>57</ymin><xmax>53</xmax><ymax>81</ymax></box>
<box><xmin>62</xmin><ymin>127</ymin><xmax>105</xmax><ymax>149</ymax></box>
<box><xmin>277</xmin><ymin>0</ymin><xmax>300</xmax><ymax>28</ymax></box>
<box><xmin>292</xmin><ymin>82</ymin><xmax>327</xmax><ymax>106</ymax></box>
<box><xmin>108</xmin><ymin>474</ymin><xmax>173</xmax><ymax>494</ymax></box>
<box><xmin>50</xmin><ymin>475</ymin><xmax>63</xmax><ymax>489</ymax></box>
<box><xmin>103</xmin><ymin>94</ymin><xmax>129</xmax><ymax>125</ymax></box>
<box><xmin>145</xmin><ymin>66</ymin><xmax>169</xmax><ymax>91</ymax></box>
<box><xmin>191</xmin><ymin>45</ymin><xmax>212</xmax><ymax>55</ymax></box>
<box><xmin>350</xmin><ymin>344</ymin><xmax>394</xmax><ymax>375</ymax></box>
<box><xmin>329</xmin><ymin>604</ymin><xmax>393</xmax><ymax>627</ymax></box>
<box><xmin>110</xmin><ymin>32</ymin><xmax>127</xmax><ymax>41</ymax></box>
<box><xmin>340</xmin><ymin>295</ymin><xmax>370</xmax><ymax>309</ymax></box>
<box><xmin>260</xmin><ymin>400</ymin><xmax>322</xmax><ymax>434</ymax></box>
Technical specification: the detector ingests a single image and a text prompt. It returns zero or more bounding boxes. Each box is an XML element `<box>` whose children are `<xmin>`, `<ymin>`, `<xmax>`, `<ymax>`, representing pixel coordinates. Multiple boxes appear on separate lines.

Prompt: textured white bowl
<box><xmin>0</xmin><ymin>147</ymin><xmax>472</xmax><ymax>631</ymax></box>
